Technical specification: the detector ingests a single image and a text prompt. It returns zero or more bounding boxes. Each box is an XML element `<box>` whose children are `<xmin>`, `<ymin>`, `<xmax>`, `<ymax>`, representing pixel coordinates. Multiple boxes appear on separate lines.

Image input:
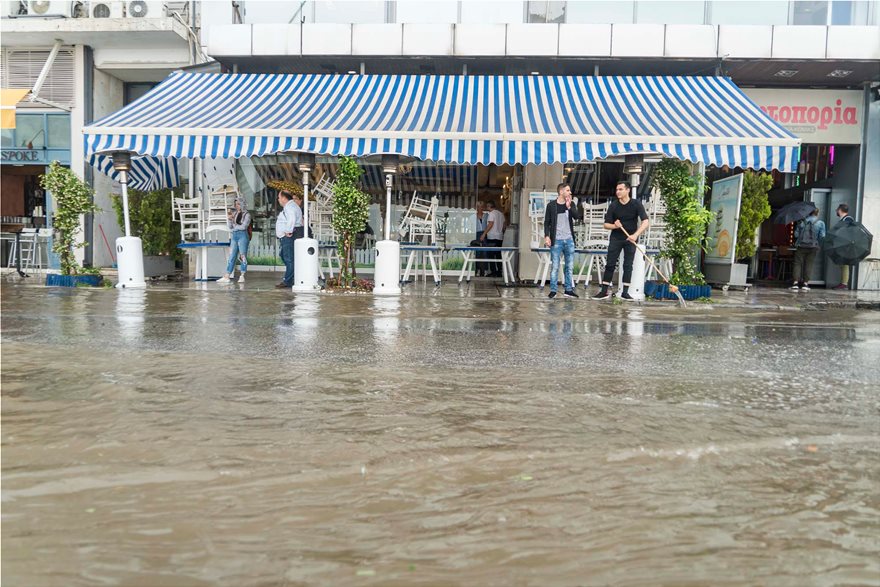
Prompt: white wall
<box><xmin>518</xmin><ymin>163</ymin><xmax>563</xmax><ymax>280</ymax></box>
<box><xmin>72</xmin><ymin>45</ymin><xmax>88</xmax><ymax>265</ymax></box>
<box><xmin>859</xmin><ymin>97</ymin><xmax>880</xmax><ymax>289</ymax></box>
<box><xmin>91</xmin><ymin>68</ymin><xmax>125</xmax><ymax>268</ymax></box>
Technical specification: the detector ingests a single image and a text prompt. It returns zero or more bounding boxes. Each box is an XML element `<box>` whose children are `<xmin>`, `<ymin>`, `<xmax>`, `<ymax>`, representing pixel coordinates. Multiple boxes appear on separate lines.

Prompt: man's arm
<box><xmin>631</xmin><ymin>218</ymin><xmax>650</xmax><ymax>241</ymax></box>
<box><xmin>481</xmin><ymin>219</ymin><xmax>494</xmax><ymax>241</ymax></box>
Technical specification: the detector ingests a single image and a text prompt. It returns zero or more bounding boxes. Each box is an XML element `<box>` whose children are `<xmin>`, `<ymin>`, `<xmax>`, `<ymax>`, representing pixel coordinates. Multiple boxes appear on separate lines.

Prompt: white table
<box><xmin>401</xmin><ymin>245</ymin><xmax>442</xmax><ymax>285</ymax></box>
<box><xmin>177</xmin><ymin>241</ymin><xmax>230</xmax><ymax>281</ymax></box>
<box><xmin>451</xmin><ymin>246</ymin><xmax>518</xmax><ymax>285</ymax></box>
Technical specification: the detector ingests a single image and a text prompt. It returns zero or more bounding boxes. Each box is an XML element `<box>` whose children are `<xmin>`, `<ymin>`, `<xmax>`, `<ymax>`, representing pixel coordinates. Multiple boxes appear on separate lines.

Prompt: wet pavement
<box><xmin>2</xmin><ymin>276</ymin><xmax>879</xmax><ymax>586</ymax></box>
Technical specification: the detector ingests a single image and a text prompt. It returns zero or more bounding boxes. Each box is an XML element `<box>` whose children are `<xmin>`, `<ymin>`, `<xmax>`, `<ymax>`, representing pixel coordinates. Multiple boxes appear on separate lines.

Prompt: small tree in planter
<box><xmin>330</xmin><ymin>156</ymin><xmax>371</xmax><ymax>290</ymax></box>
<box><xmin>735</xmin><ymin>171</ymin><xmax>773</xmax><ymax>262</ymax></box>
<box><xmin>652</xmin><ymin>158</ymin><xmax>714</xmax><ymax>298</ymax></box>
<box><xmin>111</xmin><ymin>188</ymin><xmax>183</xmax><ymax>259</ymax></box>
<box><xmin>40</xmin><ymin>161</ymin><xmax>99</xmax><ymax>279</ymax></box>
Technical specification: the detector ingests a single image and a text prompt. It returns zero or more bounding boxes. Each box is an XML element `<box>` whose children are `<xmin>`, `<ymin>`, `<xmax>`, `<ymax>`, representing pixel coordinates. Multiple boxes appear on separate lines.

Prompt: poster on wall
<box><xmin>706</xmin><ymin>174</ymin><xmax>744</xmax><ymax>265</ymax></box>
<box><xmin>528</xmin><ymin>191</ymin><xmax>556</xmax><ymax>217</ymax></box>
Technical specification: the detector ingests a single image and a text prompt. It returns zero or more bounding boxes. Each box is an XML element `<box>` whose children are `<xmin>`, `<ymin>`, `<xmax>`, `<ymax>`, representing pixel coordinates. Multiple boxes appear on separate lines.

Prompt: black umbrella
<box><xmin>773</xmin><ymin>200</ymin><xmax>817</xmax><ymax>224</ymax></box>
<box><xmin>824</xmin><ymin>222</ymin><xmax>874</xmax><ymax>265</ymax></box>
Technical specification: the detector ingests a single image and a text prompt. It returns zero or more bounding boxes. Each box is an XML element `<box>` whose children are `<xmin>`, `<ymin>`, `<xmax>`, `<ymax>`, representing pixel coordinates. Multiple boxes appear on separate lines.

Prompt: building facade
<box><xmin>1</xmin><ymin>0</ymin><xmax>199</xmax><ymax>268</ymax></box>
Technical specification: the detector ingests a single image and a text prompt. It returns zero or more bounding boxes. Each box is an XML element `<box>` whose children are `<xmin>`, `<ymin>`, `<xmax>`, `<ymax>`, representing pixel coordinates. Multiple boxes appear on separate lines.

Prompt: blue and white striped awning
<box><xmin>84</xmin><ymin>72</ymin><xmax>801</xmax><ymax>188</ymax></box>
<box><xmin>89</xmin><ymin>154</ymin><xmax>179</xmax><ymax>191</ymax></box>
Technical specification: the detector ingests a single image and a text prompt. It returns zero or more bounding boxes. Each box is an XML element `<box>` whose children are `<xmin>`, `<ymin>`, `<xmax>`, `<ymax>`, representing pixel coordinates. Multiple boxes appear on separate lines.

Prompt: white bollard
<box><xmin>115</xmin><ymin>236</ymin><xmax>146</xmax><ymax>289</ymax></box>
<box><xmin>373</xmin><ymin>239</ymin><xmax>401</xmax><ymax>295</ymax></box>
<box><xmin>616</xmin><ymin>245</ymin><xmax>646</xmax><ymax>300</ymax></box>
<box><xmin>292</xmin><ymin>237</ymin><xmax>321</xmax><ymax>292</ymax></box>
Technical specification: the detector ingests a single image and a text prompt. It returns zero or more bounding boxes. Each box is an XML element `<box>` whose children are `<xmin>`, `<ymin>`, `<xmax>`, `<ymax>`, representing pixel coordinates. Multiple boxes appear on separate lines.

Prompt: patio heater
<box><xmin>112</xmin><ymin>152</ymin><xmax>146</xmax><ymax>289</ymax></box>
<box><xmin>373</xmin><ymin>154</ymin><xmax>401</xmax><ymax>295</ymax></box>
<box><xmin>292</xmin><ymin>152</ymin><xmax>321</xmax><ymax>292</ymax></box>
<box><xmin>622</xmin><ymin>154</ymin><xmax>646</xmax><ymax>301</ymax></box>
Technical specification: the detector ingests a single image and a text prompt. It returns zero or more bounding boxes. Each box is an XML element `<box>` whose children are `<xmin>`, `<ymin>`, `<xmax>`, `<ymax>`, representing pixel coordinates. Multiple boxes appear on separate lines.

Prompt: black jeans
<box><xmin>486</xmin><ymin>239</ymin><xmax>503</xmax><ymax>275</ymax></box>
<box><xmin>601</xmin><ymin>237</ymin><xmax>635</xmax><ymax>285</ymax></box>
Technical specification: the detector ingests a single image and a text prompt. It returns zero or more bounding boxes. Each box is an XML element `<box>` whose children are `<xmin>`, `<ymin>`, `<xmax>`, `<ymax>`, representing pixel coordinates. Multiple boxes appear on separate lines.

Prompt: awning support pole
<box><xmin>30</xmin><ymin>40</ymin><xmax>62</xmax><ymax>103</ymax></box>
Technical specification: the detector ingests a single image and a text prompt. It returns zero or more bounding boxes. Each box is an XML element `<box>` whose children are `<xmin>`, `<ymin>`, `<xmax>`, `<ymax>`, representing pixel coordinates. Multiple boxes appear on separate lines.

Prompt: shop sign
<box><xmin>1</xmin><ymin>149</ymin><xmax>42</xmax><ymax>163</ymax></box>
<box><xmin>743</xmin><ymin>89</ymin><xmax>863</xmax><ymax>145</ymax></box>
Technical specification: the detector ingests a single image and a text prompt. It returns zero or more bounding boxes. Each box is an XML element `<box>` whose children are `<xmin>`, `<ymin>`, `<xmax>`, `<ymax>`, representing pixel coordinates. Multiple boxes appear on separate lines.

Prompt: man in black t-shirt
<box><xmin>592</xmin><ymin>181</ymin><xmax>650</xmax><ymax>301</ymax></box>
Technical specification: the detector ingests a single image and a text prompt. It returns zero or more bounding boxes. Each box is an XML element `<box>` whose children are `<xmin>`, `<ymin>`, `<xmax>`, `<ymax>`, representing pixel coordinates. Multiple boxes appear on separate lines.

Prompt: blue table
<box><xmin>177</xmin><ymin>241</ymin><xmax>230</xmax><ymax>281</ymax></box>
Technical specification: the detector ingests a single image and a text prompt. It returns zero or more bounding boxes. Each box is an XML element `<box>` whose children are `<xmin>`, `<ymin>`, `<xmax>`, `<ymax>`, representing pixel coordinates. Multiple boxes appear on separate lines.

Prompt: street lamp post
<box><xmin>292</xmin><ymin>152</ymin><xmax>320</xmax><ymax>292</ymax></box>
<box><xmin>373</xmin><ymin>154</ymin><xmax>401</xmax><ymax>295</ymax></box>
<box><xmin>112</xmin><ymin>152</ymin><xmax>146</xmax><ymax>288</ymax></box>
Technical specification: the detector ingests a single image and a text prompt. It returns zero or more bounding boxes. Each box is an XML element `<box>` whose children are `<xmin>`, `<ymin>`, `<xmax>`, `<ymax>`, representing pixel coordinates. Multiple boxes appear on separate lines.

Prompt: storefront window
<box><xmin>11</xmin><ymin>114</ymin><xmax>45</xmax><ymax>149</ymax></box>
<box><xmin>527</xmin><ymin>1</ymin><xmax>566</xmax><ymax>23</ymax></box>
<box><xmin>397</xmin><ymin>1</ymin><xmax>457</xmax><ymax>23</ymax></box>
<box><xmin>708</xmin><ymin>0</ymin><xmax>789</xmax><ymax>24</ymax></box>
<box><xmin>459</xmin><ymin>1</ymin><xmax>524</xmax><ymax>23</ymax></box>
<box><xmin>567</xmin><ymin>1</ymin><xmax>635</xmax><ymax>23</ymax></box>
<box><xmin>310</xmin><ymin>1</ymin><xmax>386</xmax><ymax>23</ymax></box>
<box><xmin>792</xmin><ymin>1</ymin><xmax>829</xmax><ymax>24</ymax></box>
<box><xmin>46</xmin><ymin>115</ymin><xmax>70</xmax><ymax>149</ymax></box>
<box><xmin>830</xmin><ymin>0</ymin><xmax>873</xmax><ymax>24</ymax></box>
<box><xmin>635</xmin><ymin>1</ymin><xmax>706</xmax><ymax>24</ymax></box>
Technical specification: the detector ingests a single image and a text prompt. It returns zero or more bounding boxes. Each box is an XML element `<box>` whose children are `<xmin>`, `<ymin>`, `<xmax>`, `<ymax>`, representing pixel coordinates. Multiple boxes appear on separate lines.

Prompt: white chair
<box><xmin>398</xmin><ymin>193</ymin><xmax>439</xmax><ymax>244</ymax></box>
<box><xmin>206</xmin><ymin>185</ymin><xmax>237</xmax><ymax>233</ymax></box>
<box><xmin>174</xmin><ymin>197</ymin><xmax>203</xmax><ymax>241</ymax></box>
<box><xmin>7</xmin><ymin>228</ymin><xmax>39</xmax><ymax>271</ymax></box>
<box><xmin>312</xmin><ymin>175</ymin><xmax>337</xmax><ymax>243</ymax></box>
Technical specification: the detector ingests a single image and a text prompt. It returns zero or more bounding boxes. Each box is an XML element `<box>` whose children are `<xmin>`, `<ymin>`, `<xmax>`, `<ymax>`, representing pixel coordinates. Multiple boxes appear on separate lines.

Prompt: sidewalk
<box><xmin>5</xmin><ymin>267</ymin><xmax>878</xmax><ymax>311</ymax></box>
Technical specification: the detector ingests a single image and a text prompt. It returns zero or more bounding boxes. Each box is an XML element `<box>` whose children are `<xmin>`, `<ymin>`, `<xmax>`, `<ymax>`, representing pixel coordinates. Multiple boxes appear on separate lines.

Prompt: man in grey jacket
<box><xmin>543</xmin><ymin>182</ymin><xmax>582</xmax><ymax>299</ymax></box>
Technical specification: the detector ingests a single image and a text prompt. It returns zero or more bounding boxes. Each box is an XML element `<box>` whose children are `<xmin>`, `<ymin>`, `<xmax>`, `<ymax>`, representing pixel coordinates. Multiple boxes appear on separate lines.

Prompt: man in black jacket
<box><xmin>543</xmin><ymin>182</ymin><xmax>582</xmax><ymax>299</ymax></box>
<box><xmin>592</xmin><ymin>181</ymin><xmax>650</xmax><ymax>301</ymax></box>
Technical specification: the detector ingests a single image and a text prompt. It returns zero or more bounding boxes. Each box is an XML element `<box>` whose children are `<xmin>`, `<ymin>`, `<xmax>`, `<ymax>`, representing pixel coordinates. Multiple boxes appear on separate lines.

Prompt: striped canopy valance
<box><xmin>84</xmin><ymin>72</ymin><xmax>801</xmax><ymax>189</ymax></box>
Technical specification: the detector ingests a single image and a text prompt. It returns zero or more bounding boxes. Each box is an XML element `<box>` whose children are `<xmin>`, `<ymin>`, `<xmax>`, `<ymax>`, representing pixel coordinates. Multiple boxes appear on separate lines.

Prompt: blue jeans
<box><xmin>550</xmin><ymin>237</ymin><xmax>575</xmax><ymax>293</ymax></box>
<box><xmin>226</xmin><ymin>231</ymin><xmax>249</xmax><ymax>274</ymax></box>
<box><xmin>279</xmin><ymin>236</ymin><xmax>294</xmax><ymax>286</ymax></box>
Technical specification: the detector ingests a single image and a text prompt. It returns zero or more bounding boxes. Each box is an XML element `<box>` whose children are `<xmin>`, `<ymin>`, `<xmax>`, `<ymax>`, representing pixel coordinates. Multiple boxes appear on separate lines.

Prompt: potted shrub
<box><xmin>647</xmin><ymin>159</ymin><xmax>714</xmax><ymax>301</ymax></box>
<box><xmin>328</xmin><ymin>155</ymin><xmax>372</xmax><ymax>291</ymax></box>
<box><xmin>40</xmin><ymin>161</ymin><xmax>102</xmax><ymax>287</ymax></box>
<box><xmin>111</xmin><ymin>188</ymin><xmax>182</xmax><ymax>277</ymax></box>
<box><xmin>735</xmin><ymin>171</ymin><xmax>773</xmax><ymax>277</ymax></box>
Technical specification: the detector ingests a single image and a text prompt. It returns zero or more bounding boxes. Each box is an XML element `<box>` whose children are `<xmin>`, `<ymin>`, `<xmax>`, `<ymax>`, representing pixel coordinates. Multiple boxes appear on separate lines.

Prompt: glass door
<box><xmin>806</xmin><ymin>188</ymin><xmax>832</xmax><ymax>285</ymax></box>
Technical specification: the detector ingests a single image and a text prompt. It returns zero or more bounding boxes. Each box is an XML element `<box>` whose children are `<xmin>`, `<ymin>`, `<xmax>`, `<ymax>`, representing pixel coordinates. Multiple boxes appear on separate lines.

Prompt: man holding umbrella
<box><xmin>832</xmin><ymin>204</ymin><xmax>855</xmax><ymax>290</ymax></box>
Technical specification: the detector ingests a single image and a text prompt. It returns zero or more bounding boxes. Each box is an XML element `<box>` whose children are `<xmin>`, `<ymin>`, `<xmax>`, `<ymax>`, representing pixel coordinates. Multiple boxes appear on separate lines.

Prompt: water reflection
<box><xmin>115</xmin><ymin>289</ymin><xmax>146</xmax><ymax>342</ymax></box>
<box><xmin>371</xmin><ymin>296</ymin><xmax>400</xmax><ymax>347</ymax></box>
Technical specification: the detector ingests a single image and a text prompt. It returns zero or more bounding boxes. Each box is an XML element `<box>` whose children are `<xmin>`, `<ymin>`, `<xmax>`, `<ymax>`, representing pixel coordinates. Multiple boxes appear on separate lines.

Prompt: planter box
<box><xmin>143</xmin><ymin>255</ymin><xmax>176</xmax><ymax>278</ymax></box>
<box><xmin>645</xmin><ymin>281</ymin><xmax>711</xmax><ymax>301</ymax></box>
<box><xmin>46</xmin><ymin>274</ymin><xmax>102</xmax><ymax>287</ymax></box>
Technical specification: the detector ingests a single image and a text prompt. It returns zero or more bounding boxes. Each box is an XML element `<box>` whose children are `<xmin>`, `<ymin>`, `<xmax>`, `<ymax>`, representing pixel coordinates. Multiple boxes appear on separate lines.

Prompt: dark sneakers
<box><xmin>548</xmin><ymin>291</ymin><xmax>557</xmax><ymax>299</ymax></box>
<box><xmin>563</xmin><ymin>290</ymin><xmax>579</xmax><ymax>298</ymax></box>
<box><xmin>591</xmin><ymin>289</ymin><xmax>611</xmax><ymax>300</ymax></box>
<box><xmin>620</xmin><ymin>292</ymin><xmax>636</xmax><ymax>301</ymax></box>
<box><xmin>275</xmin><ymin>282</ymin><xmax>290</xmax><ymax>289</ymax></box>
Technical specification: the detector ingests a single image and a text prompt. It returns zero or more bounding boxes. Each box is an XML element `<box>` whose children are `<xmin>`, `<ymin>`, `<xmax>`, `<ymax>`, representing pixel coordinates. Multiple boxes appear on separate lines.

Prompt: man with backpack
<box><xmin>790</xmin><ymin>207</ymin><xmax>826</xmax><ymax>291</ymax></box>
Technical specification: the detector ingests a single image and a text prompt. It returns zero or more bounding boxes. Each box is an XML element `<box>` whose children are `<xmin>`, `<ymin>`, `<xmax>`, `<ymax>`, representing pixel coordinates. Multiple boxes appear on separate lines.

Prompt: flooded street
<box><xmin>2</xmin><ymin>281</ymin><xmax>879</xmax><ymax>586</ymax></box>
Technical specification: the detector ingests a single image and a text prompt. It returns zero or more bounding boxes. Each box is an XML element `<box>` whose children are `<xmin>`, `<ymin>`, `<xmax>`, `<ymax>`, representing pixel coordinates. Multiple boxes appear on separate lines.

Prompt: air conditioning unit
<box><xmin>126</xmin><ymin>0</ymin><xmax>164</xmax><ymax>18</ymax></box>
<box><xmin>23</xmin><ymin>0</ymin><xmax>72</xmax><ymax>16</ymax></box>
<box><xmin>90</xmin><ymin>0</ymin><xmax>124</xmax><ymax>18</ymax></box>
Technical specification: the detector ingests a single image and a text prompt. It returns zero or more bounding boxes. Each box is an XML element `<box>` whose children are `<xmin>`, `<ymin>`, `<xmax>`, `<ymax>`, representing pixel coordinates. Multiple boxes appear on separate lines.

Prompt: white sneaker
<box><xmin>789</xmin><ymin>284</ymin><xmax>800</xmax><ymax>291</ymax></box>
<box><xmin>216</xmin><ymin>276</ymin><xmax>231</xmax><ymax>284</ymax></box>
<box><xmin>238</xmin><ymin>274</ymin><xmax>245</xmax><ymax>283</ymax></box>
<box><xmin>801</xmin><ymin>284</ymin><xmax>810</xmax><ymax>291</ymax></box>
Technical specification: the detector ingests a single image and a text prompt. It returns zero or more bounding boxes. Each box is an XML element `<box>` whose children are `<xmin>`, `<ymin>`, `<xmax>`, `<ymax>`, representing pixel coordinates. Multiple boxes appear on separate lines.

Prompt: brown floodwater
<box><xmin>2</xmin><ymin>282</ymin><xmax>879</xmax><ymax>586</ymax></box>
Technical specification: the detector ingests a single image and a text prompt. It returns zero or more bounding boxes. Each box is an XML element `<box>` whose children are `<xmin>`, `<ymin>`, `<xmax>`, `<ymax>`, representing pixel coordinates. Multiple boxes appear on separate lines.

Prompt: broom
<box><xmin>618</xmin><ymin>225</ymin><xmax>685</xmax><ymax>305</ymax></box>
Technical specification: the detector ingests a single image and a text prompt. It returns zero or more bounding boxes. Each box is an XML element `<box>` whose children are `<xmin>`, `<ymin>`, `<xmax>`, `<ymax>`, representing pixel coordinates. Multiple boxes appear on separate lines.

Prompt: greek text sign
<box><xmin>743</xmin><ymin>89</ymin><xmax>862</xmax><ymax>145</ymax></box>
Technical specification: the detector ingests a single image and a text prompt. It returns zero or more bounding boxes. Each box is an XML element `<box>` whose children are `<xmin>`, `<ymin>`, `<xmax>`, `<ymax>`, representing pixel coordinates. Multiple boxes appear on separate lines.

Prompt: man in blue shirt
<box><xmin>275</xmin><ymin>190</ymin><xmax>302</xmax><ymax>289</ymax></box>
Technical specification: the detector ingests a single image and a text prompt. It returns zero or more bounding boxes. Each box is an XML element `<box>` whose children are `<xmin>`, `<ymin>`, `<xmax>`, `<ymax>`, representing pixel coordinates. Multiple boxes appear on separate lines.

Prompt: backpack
<box><xmin>798</xmin><ymin>220</ymin><xmax>819</xmax><ymax>248</ymax></box>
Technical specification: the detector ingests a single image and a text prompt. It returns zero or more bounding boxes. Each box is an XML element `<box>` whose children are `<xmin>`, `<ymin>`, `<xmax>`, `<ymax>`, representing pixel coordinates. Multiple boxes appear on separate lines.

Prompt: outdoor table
<box><xmin>400</xmin><ymin>244</ymin><xmax>442</xmax><ymax>286</ymax></box>
<box><xmin>177</xmin><ymin>241</ymin><xmax>230</xmax><ymax>281</ymax></box>
<box><xmin>451</xmin><ymin>246</ymin><xmax>517</xmax><ymax>285</ymax></box>
<box><xmin>534</xmin><ymin>246</ymin><xmax>661</xmax><ymax>288</ymax></box>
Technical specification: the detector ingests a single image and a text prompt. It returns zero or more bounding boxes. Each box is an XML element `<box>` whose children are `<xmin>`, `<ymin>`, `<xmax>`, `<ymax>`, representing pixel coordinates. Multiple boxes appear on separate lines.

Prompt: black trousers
<box><xmin>601</xmin><ymin>238</ymin><xmax>635</xmax><ymax>285</ymax></box>
<box><xmin>486</xmin><ymin>239</ymin><xmax>503</xmax><ymax>275</ymax></box>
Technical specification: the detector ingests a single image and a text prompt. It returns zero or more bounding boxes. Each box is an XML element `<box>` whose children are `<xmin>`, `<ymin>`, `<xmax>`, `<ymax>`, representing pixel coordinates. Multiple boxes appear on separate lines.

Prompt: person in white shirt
<box><xmin>480</xmin><ymin>200</ymin><xmax>505</xmax><ymax>277</ymax></box>
<box><xmin>274</xmin><ymin>190</ymin><xmax>302</xmax><ymax>289</ymax></box>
